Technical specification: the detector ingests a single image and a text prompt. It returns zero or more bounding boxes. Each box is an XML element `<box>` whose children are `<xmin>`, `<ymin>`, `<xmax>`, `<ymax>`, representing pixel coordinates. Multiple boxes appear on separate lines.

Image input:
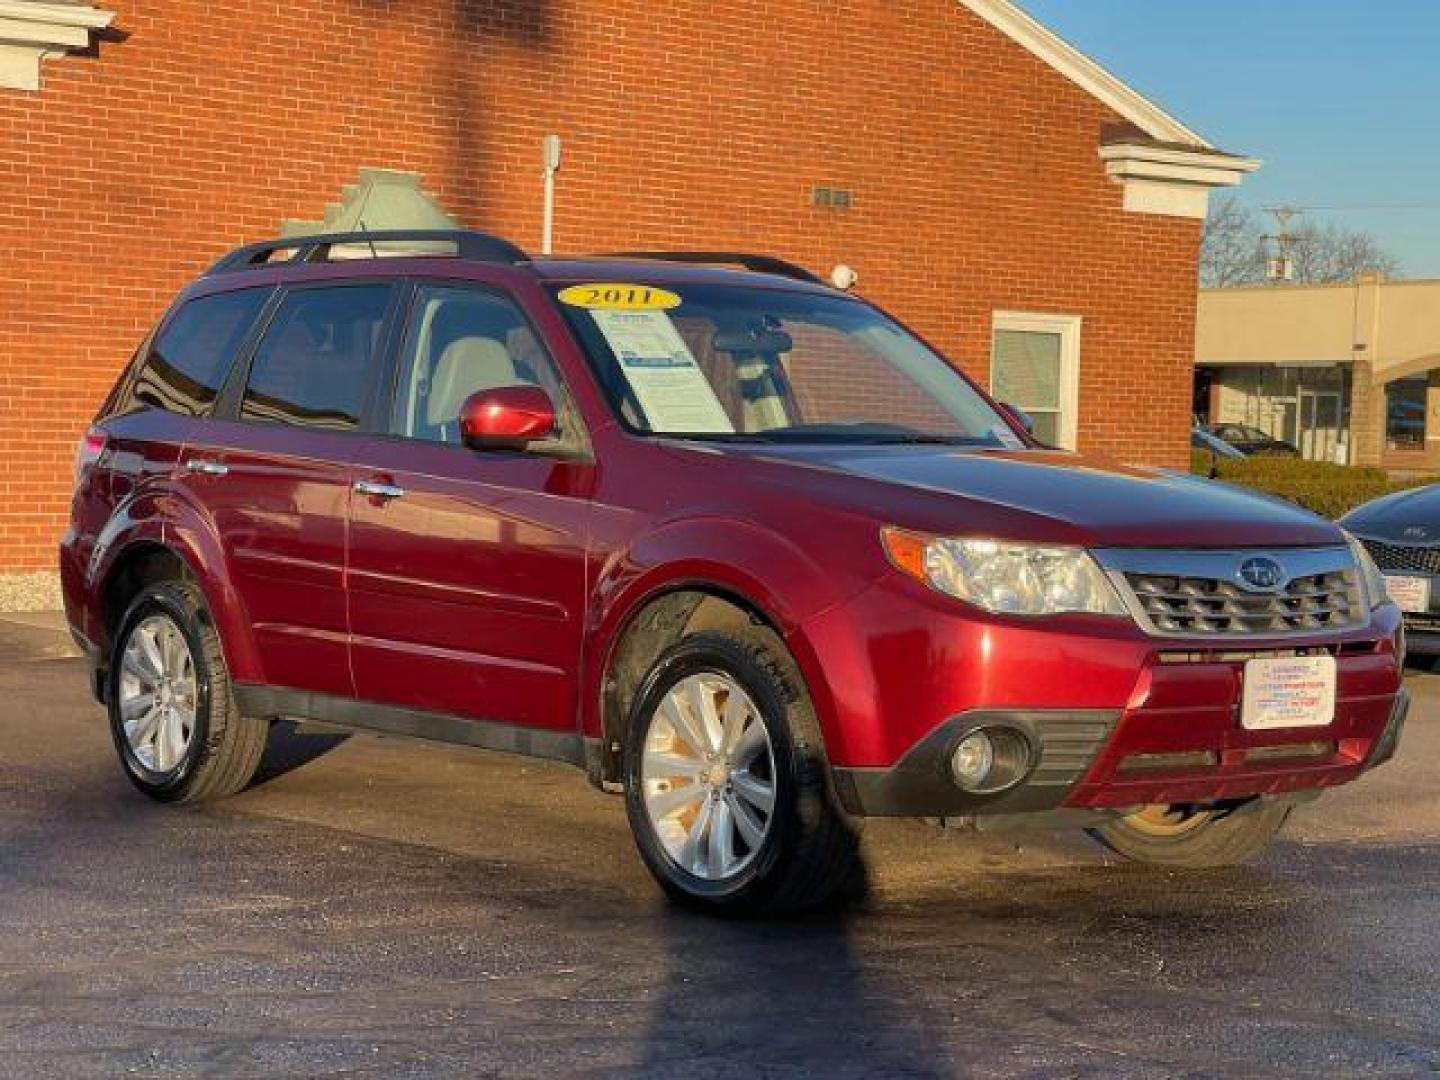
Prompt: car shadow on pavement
<box><xmin>633</xmin><ymin>906</ymin><xmax>954</xmax><ymax>1078</ymax></box>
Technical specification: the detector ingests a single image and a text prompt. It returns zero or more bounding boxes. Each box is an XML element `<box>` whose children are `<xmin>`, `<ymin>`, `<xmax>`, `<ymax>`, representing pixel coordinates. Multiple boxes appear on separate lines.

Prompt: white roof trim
<box><xmin>1099</xmin><ymin>143</ymin><xmax>1259</xmax><ymax>219</ymax></box>
<box><xmin>0</xmin><ymin>1</ymin><xmax>113</xmax><ymax>33</ymax></box>
<box><xmin>1100</xmin><ymin>141</ymin><xmax>1261</xmax><ymax>173</ymax></box>
<box><xmin>958</xmin><ymin>0</ymin><xmax>1211</xmax><ymax>149</ymax></box>
<box><xmin>0</xmin><ymin>0</ymin><xmax>112</xmax><ymax>91</ymax></box>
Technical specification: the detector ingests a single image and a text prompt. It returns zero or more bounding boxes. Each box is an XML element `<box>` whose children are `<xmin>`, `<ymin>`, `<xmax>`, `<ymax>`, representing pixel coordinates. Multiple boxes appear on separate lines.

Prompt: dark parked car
<box><xmin>1343</xmin><ymin>484</ymin><xmax>1440</xmax><ymax>654</ymax></box>
<box><xmin>1206</xmin><ymin>423</ymin><xmax>1300</xmax><ymax>457</ymax></box>
<box><xmin>1192</xmin><ymin>426</ymin><xmax>1246</xmax><ymax>459</ymax></box>
<box><xmin>62</xmin><ymin>229</ymin><xmax>1408</xmax><ymax>915</ymax></box>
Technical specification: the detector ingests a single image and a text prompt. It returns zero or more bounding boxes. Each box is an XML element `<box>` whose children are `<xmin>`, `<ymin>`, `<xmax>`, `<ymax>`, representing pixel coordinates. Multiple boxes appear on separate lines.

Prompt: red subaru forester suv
<box><xmin>63</xmin><ymin>230</ymin><xmax>1408</xmax><ymax>914</ymax></box>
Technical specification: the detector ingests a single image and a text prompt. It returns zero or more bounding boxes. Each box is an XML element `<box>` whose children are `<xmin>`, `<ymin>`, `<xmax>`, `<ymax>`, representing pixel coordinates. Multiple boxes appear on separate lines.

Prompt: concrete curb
<box><xmin>0</xmin><ymin>571</ymin><xmax>64</xmax><ymax>613</ymax></box>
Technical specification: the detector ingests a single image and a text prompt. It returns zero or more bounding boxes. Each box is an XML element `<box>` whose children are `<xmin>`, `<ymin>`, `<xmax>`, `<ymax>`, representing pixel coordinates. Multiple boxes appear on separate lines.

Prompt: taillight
<box><xmin>73</xmin><ymin>427</ymin><xmax>107</xmax><ymax>488</ymax></box>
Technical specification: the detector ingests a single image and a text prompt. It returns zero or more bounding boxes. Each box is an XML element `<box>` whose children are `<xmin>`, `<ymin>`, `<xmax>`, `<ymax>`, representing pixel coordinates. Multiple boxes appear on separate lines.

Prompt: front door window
<box><xmin>390</xmin><ymin>284</ymin><xmax>583</xmax><ymax>453</ymax></box>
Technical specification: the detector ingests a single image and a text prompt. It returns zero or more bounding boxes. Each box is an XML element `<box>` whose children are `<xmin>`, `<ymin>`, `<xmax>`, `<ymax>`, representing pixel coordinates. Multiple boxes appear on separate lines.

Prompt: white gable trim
<box><xmin>0</xmin><ymin>1</ymin><xmax>113</xmax><ymax>91</ymax></box>
<box><xmin>958</xmin><ymin>0</ymin><xmax>1210</xmax><ymax>148</ymax></box>
<box><xmin>1100</xmin><ymin>142</ymin><xmax>1261</xmax><ymax>219</ymax></box>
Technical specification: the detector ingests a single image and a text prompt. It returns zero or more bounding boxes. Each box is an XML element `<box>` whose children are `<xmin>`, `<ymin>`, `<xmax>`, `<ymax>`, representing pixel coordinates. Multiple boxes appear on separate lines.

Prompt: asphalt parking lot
<box><xmin>2</xmin><ymin>616</ymin><xmax>1438</xmax><ymax>1078</ymax></box>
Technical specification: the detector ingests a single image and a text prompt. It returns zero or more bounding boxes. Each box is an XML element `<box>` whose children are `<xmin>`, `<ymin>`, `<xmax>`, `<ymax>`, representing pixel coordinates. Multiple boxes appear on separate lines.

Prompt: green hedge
<box><xmin>1189</xmin><ymin>450</ymin><xmax>1435</xmax><ymax>519</ymax></box>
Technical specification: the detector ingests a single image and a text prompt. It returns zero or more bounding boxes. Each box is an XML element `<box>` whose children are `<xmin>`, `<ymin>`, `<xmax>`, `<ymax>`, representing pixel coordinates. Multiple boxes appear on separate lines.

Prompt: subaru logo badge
<box><xmin>1237</xmin><ymin>556</ymin><xmax>1286</xmax><ymax>593</ymax></box>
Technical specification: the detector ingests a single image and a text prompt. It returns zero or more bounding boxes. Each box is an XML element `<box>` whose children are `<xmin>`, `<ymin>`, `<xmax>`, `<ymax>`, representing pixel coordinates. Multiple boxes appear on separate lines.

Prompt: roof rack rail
<box><xmin>206</xmin><ymin>229</ymin><xmax>529</xmax><ymax>276</ymax></box>
<box><xmin>594</xmin><ymin>251</ymin><xmax>826</xmax><ymax>286</ymax></box>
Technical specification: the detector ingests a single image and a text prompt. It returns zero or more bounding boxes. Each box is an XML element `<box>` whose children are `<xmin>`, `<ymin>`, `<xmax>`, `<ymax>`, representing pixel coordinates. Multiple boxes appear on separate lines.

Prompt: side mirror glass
<box><xmin>459</xmin><ymin>386</ymin><xmax>556</xmax><ymax>452</ymax></box>
<box><xmin>1000</xmin><ymin>402</ymin><xmax>1035</xmax><ymax>436</ymax></box>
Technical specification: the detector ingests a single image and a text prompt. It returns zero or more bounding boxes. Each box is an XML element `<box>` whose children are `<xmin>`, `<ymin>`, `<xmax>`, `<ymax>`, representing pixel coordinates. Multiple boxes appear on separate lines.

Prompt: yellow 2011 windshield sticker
<box><xmin>558</xmin><ymin>283</ymin><xmax>682</xmax><ymax>311</ymax></box>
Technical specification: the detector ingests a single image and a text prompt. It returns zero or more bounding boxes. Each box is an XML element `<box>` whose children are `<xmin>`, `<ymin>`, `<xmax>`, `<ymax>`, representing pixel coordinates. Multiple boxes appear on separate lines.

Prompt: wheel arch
<box><xmin>94</xmin><ymin>520</ymin><xmax>261</xmax><ymax>688</ymax></box>
<box><xmin>587</xmin><ymin>577</ymin><xmax>833</xmax><ymax>788</ymax></box>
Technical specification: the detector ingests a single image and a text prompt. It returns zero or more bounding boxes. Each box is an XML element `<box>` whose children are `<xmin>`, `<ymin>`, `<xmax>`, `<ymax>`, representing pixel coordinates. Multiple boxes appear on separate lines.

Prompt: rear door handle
<box><xmin>354</xmin><ymin>479</ymin><xmax>406</xmax><ymax>500</ymax></box>
<box><xmin>184</xmin><ymin>458</ymin><xmax>229</xmax><ymax>477</ymax></box>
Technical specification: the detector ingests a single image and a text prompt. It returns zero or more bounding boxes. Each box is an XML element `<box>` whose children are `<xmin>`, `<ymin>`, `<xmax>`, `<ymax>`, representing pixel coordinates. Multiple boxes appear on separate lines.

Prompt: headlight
<box><xmin>882</xmin><ymin>528</ymin><xmax>1127</xmax><ymax>617</ymax></box>
<box><xmin>1343</xmin><ymin>531</ymin><xmax>1391</xmax><ymax>611</ymax></box>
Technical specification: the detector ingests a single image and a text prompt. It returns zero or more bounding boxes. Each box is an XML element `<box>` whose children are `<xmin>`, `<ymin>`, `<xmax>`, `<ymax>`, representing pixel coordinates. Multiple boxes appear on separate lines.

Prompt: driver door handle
<box><xmin>354</xmin><ymin>479</ymin><xmax>406</xmax><ymax>501</ymax></box>
<box><xmin>184</xmin><ymin>458</ymin><xmax>229</xmax><ymax>477</ymax></box>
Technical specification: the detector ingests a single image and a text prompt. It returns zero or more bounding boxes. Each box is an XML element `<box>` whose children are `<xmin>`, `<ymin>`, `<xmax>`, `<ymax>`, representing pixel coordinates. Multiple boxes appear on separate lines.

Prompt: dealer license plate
<box><xmin>1241</xmin><ymin>655</ymin><xmax>1336</xmax><ymax>731</ymax></box>
<box><xmin>1383</xmin><ymin>574</ymin><xmax>1431</xmax><ymax>614</ymax></box>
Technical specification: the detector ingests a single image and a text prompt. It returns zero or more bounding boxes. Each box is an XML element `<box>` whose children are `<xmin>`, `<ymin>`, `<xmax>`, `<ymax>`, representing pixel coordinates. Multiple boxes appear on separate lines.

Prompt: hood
<box><xmin>1341</xmin><ymin>482</ymin><xmax>1440</xmax><ymax>541</ymax></box>
<box><xmin>705</xmin><ymin>444</ymin><xmax>1345</xmax><ymax>549</ymax></box>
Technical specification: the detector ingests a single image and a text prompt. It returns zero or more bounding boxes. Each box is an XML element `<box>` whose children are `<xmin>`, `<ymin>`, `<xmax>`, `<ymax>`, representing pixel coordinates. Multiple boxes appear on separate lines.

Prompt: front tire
<box><xmin>623</xmin><ymin>627</ymin><xmax>862</xmax><ymax>915</ymax></box>
<box><xmin>108</xmin><ymin>579</ymin><xmax>268</xmax><ymax>803</ymax></box>
<box><xmin>1089</xmin><ymin>800</ymin><xmax>1291</xmax><ymax>868</ymax></box>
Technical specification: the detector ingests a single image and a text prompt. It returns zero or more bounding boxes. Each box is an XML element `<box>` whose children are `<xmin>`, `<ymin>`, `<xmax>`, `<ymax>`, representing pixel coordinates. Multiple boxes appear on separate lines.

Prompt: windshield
<box><xmin>1220</xmin><ymin>425</ymin><xmax>1271</xmax><ymax>441</ymax></box>
<box><xmin>552</xmin><ymin>282</ymin><xmax>1021</xmax><ymax>446</ymax></box>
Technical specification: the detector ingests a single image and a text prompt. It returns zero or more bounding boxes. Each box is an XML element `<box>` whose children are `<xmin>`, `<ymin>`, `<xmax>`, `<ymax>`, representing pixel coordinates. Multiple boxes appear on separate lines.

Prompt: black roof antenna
<box><xmin>357</xmin><ymin>220</ymin><xmax>381</xmax><ymax>260</ymax></box>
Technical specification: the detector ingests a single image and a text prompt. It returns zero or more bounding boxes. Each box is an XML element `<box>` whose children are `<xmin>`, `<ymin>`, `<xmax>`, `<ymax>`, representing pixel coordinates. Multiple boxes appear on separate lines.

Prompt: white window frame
<box><xmin>990</xmin><ymin>311</ymin><xmax>1083</xmax><ymax>451</ymax></box>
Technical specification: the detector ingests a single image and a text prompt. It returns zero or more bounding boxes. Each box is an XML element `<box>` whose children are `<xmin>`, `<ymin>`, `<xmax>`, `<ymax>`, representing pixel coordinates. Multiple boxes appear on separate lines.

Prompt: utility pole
<box><xmin>1262</xmin><ymin>205</ymin><xmax>1302</xmax><ymax>282</ymax></box>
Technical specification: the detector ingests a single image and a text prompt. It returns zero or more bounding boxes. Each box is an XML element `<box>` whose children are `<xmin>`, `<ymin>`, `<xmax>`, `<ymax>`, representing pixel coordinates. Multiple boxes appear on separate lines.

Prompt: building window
<box><xmin>1386</xmin><ymin>377</ymin><xmax>1427</xmax><ymax>451</ymax></box>
<box><xmin>991</xmin><ymin>312</ymin><xmax>1082</xmax><ymax>449</ymax></box>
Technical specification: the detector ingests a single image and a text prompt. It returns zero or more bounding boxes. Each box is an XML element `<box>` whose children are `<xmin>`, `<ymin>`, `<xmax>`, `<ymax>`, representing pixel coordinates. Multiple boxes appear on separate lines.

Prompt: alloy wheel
<box><xmin>641</xmin><ymin>672</ymin><xmax>777</xmax><ymax>881</ymax></box>
<box><xmin>118</xmin><ymin>613</ymin><xmax>198</xmax><ymax>774</ymax></box>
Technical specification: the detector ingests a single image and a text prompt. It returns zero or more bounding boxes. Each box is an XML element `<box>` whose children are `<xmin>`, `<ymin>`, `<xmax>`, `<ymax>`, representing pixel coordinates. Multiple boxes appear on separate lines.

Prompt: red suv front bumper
<box><xmin>799</xmin><ymin>574</ymin><xmax>1408</xmax><ymax>818</ymax></box>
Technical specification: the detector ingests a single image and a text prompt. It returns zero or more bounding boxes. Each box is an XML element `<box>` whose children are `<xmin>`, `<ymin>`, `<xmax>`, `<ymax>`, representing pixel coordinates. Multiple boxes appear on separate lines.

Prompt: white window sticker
<box><xmin>591</xmin><ymin>310</ymin><xmax>735</xmax><ymax>434</ymax></box>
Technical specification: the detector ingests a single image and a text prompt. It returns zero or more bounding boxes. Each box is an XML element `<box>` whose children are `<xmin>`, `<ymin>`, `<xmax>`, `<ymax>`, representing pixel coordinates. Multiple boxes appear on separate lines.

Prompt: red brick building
<box><xmin>0</xmin><ymin>0</ymin><xmax>1254</xmax><ymax>603</ymax></box>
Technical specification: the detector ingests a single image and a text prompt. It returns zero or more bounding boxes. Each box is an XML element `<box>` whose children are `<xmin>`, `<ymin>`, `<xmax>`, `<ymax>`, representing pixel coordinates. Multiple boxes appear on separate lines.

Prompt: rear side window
<box><xmin>124</xmin><ymin>288</ymin><xmax>269</xmax><ymax>416</ymax></box>
<box><xmin>240</xmin><ymin>285</ymin><xmax>392</xmax><ymax>431</ymax></box>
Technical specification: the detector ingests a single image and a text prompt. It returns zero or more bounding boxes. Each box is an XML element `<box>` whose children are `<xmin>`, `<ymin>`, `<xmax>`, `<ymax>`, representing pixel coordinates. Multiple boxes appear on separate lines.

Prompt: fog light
<box><xmin>951</xmin><ymin>731</ymin><xmax>996</xmax><ymax>791</ymax></box>
<box><xmin>950</xmin><ymin>726</ymin><xmax>1033</xmax><ymax>795</ymax></box>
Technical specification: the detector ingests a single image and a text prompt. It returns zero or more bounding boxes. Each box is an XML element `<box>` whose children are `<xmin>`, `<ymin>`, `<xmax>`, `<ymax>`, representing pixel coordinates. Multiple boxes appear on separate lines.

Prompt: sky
<box><xmin>1016</xmin><ymin>1</ymin><xmax>1440</xmax><ymax>278</ymax></box>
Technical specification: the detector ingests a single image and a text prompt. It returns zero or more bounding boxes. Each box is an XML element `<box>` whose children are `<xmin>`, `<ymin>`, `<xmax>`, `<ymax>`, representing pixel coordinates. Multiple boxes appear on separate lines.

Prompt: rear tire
<box><xmin>1089</xmin><ymin>800</ymin><xmax>1291</xmax><ymax>868</ymax></box>
<box><xmin>108</xmin><ymin>579</ymin><xmax>268</xmax><ymax>803</ymax></box>
<box><xmin>623</xmin><ymin>627</ymin><xmax>863</xmax><ymax>915</ymax></box>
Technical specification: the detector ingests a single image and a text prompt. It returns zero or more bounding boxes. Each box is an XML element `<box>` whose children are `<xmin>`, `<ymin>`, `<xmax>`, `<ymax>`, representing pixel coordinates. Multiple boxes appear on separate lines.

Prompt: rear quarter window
<box><xmin>118</xmin><ymin>288</ymin><xmax>270</xmax><ymax>417</ymax></box>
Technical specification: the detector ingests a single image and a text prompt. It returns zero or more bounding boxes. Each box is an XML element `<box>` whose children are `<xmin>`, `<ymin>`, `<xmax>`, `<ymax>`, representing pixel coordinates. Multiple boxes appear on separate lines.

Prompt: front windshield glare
<box><xmin>552</xmin><ymin>282</ymin><xmax>1021</xmax><ymax>446</ymax></box>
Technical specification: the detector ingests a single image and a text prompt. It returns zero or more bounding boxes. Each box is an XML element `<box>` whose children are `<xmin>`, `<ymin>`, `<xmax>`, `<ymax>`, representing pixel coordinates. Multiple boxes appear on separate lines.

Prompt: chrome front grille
<box><xmin>1123</xmin><ymin>568</ymin><xmax>1360</xmax><ymax>635</ymax></box>
<box><xmin>1094</xmin><ymin>547</ymin><xmax>1365</xmax><ymax>638</ymax></box>
<box><xmin>1357</xmin><ymin>537</ymin><xmax>1440</xmax><ymax>576</ymax></box>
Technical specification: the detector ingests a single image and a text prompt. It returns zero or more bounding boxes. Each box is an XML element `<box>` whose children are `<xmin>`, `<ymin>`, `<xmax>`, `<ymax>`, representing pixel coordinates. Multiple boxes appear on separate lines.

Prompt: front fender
<box><xmin>581</xmin><ymin>516</ymin><xmax>879</xmax><ymax>751</ymax></box>
<box><xmin>89</xmin><ymin>485</ymin><xmax>262</xmax><ymax>683</ymax></box>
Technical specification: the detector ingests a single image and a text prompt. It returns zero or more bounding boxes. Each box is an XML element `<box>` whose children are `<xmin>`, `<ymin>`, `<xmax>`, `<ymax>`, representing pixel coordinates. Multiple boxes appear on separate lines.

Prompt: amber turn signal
<box><xmin>880</xmin><ymin>527</ymin><xmax>933</xmax><ymax>584</ymax></box>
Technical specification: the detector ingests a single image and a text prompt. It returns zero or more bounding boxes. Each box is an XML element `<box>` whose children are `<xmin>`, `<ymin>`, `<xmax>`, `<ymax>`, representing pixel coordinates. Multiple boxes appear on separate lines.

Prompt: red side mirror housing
<box><xmin>459</xmin><ymin>386</ymin><xmax>556</xmax><ymax>451</ymax></box>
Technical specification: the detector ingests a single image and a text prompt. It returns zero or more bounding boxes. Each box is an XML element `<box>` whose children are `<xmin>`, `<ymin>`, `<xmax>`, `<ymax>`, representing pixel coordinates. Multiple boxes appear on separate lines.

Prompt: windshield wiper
<box><xmin>654</xmin><ymin>431</ymin><xmax>994</xmax><ymax>447</ymax></box>
<box><xmin>864</xmin><ymin>434</ymin><xmax>974</xmax><ymax>445</ymax></box>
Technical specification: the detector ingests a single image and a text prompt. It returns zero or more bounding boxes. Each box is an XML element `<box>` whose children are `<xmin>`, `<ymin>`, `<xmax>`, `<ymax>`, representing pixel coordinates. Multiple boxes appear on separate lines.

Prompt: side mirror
<box><xmin>999</xmin><ymin>402</ymin><xmax>1035</xmax><ymax>436</ymax></box>
<box><xmin>459</xmin><ymin>385</ymin><xmax>556</xmax><ymax>452</ymax></box>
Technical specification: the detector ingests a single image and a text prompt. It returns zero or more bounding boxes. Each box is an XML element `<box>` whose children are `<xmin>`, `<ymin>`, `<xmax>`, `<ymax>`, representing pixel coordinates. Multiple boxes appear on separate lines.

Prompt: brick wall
<box><xmin>0</xmin><ymin>0</ymin><xmax>1202</xmax><ymax>572</ymax></box>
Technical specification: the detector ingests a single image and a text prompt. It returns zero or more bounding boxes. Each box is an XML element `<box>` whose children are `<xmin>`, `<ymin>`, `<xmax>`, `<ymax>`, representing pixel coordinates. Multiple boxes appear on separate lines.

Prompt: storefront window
<box><xmin>1386</xmin><ymin>377</ymin><xmax>1427</xmax><ymax>450</ymax></box>
<box><xmin>1200</xmin><ymin>363</ymin><xmax>1351</xmax><ymax>462</ymax></box>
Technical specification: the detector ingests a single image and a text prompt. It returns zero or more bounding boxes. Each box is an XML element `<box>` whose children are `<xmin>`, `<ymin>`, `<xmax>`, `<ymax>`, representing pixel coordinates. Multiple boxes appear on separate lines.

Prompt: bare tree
<box><xmin>1286</xmin><ymin>222</ymin><xmax>1402</xmax><ymax>284</ymax></box>
<box><xmin>1200</xmin><ymin>195</ymin><xmax>1266</xmax><ymax>287</ymax></box>
<box><xmin>1200</xmin><ymin>196</ymin><xmax>1402</xmax><ymax>287</ymax></box>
